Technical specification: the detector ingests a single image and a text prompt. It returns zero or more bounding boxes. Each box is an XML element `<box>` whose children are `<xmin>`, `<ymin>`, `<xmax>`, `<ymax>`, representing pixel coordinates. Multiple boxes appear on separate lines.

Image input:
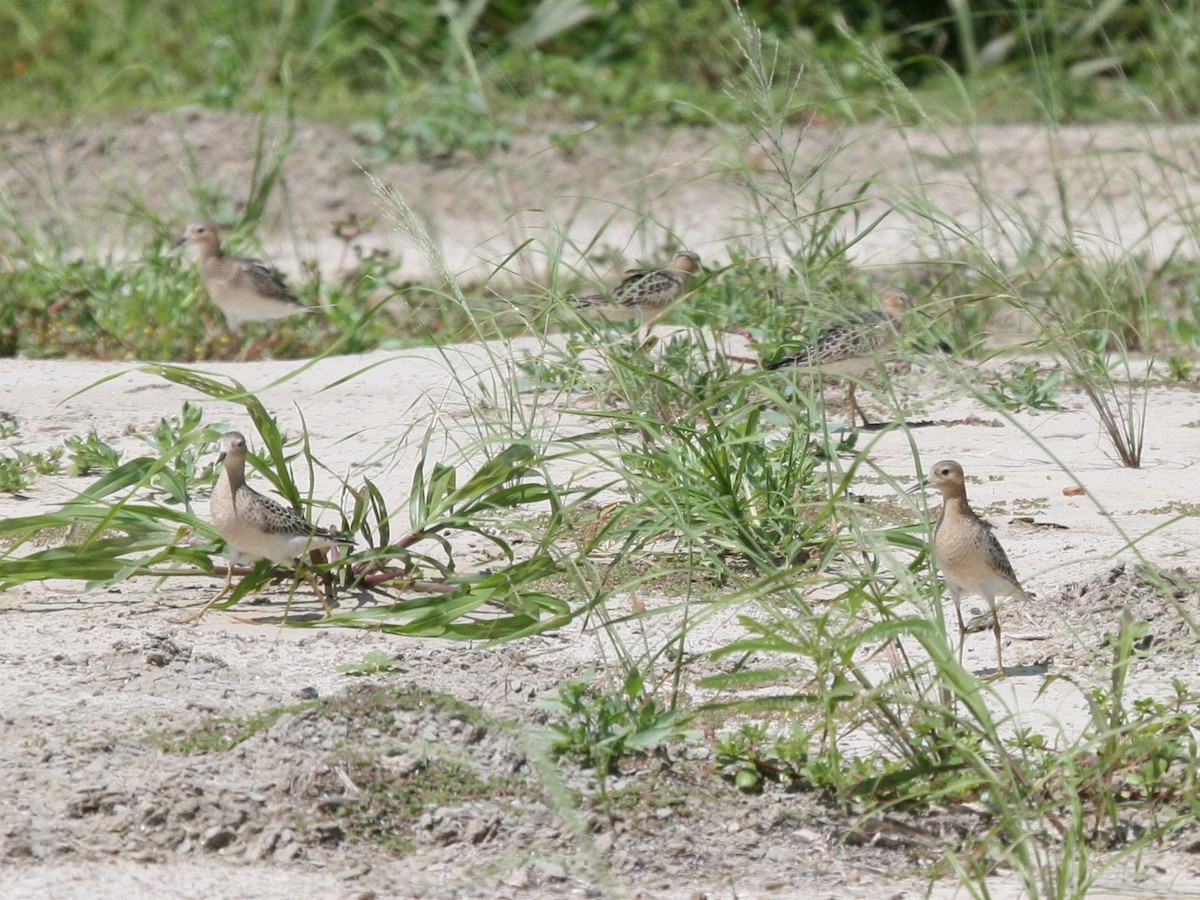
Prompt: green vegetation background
<box><xmin>4</xmin><ymin>0</ymin><xmax>1199</xmax><ymax>126</ymax></box>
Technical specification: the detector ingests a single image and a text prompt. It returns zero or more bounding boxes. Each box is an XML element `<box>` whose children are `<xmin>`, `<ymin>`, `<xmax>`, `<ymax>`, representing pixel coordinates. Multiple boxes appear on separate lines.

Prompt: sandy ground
<box><xmin>3</xmin><ymin>344</ymin><xmax>1200</xmax><ymax>899</ymax></box>
<box><xmin>6</xmin><ymin>111</ymin><xmax>1200</xmax><ymax>280</ymax></box>
<box><xmin>4</xmin><ymin>113</ymin><xmax>1200</xmax><ymax>897</ymax></box>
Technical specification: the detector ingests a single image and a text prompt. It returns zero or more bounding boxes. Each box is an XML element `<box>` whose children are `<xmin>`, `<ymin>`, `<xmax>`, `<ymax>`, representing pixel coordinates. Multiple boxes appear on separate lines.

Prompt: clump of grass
<box><xmin>0</xmin><ymin>365</ymin><xmax>577</xmax><ymax>639</ymax></box>
<box><xmin>983</xmin><ymin>362</ymin><xmax>1064</xmax><ymax>414</ymax></box>
<box><xmin>541</xmin><ymin>668</ymin><xmax>697</xmax><ymax>793</ymax></box>
<box><xmin>150</xmin><ymin>683</ymin><xmax>518</xmax><ymax>853</ymax></box>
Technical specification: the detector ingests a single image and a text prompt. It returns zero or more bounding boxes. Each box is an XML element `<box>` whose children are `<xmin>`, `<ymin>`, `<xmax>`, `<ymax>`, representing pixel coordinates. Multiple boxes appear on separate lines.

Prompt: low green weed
<box><xmin>984</xmin><ymin>362</ymin><xmax>1064</xmax><ymax>413</ymax></box>
<box><xmin>336</xmin><ymin>650</ymin><xmax>404</xmax><ymax>676</ymax></box>
<box><xmin>134</xmin><ymin>402</ymin><xmax>224</xmax><ymax>506</ymax></box>
<box><xmin>714</xmin><ymin>721</ymin><xmax>813</xmax><ymax>793</ymax></box>
<box><xmin>63</xmin><ymin>431</ymin><xmax>122</xmax><ymax>477</ymax></box>
<box><xmin>24</xmin><ymin>448</ymin><xmax>63</xmax><ymax>475</ymax></box>
<box><xmin>542</xmin><ymin>669</ymin><xmax>696</xmax><ymax>789</ymax></box>
<box><xmin>1165</xmin><ymin>355</ymin><xmax>1195</xmax><ymax>382</ymax></box>
<box><xmin>153</xmin><ymin>705</ymin><xmax>300</xmax><ymax>753</ymax></box>
<box><xmin>0</xmin><ymin>456</ymin><xmax>37</xmax><ymax>493</ymax></box>
<box><xmin>513</xmin><ymin>338</ymin><xmax>596</xmax><ymax>393</ymax></box>
<box><xmin>353</xmin><ymin>78</ymin><xmax>513</xmax><ymax>163</ymax></box>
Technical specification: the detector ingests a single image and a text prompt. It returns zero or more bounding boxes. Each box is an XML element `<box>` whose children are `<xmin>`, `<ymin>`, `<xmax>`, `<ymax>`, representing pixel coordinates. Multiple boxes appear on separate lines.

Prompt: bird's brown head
<box><xmin>880</xmin><ymin>288</ymin><xmax>912</xmax><ymax>323</ymax></box>
<box><xmin>923</xmin><ymin>459</ymin><xmax>966</xmax><ymax>497</ymax></box>
<box><xmin>177</xmin><ymin>221</ymin><xmax>222</xmax><ymax>258</ymax></box>
<box><xmin>672</xmin><ymin>250</ymin><xmax>702</xmax><ymax>275</ymax></box>
<box><xmin>216</xmin><ymin>430</ymin><xmax>248</xmax><ymax>465</ymax></box>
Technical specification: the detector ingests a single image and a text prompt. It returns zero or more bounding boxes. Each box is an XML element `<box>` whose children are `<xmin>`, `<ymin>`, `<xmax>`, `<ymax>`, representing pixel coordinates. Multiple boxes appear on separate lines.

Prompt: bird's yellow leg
<box><xmin>952</xmin><ymin>596</ymin><xmax>967</xmax><ymax>668</ymax></box>
<box><xmin>848</xmin><ymin>382</ymin><xmax>877</xmax><ymax>429</ymax></box>
<box><xmin>299</xmin><ymin>567</ymin><xmax>334</xmax><ymax>616</ymax></box>
<box><xmin>174</xmin><ymin>566</ymin><xmax>236</xmax><ymax>624</ymax></box>
<box><xmin>635</xmin><ymin>307</ymin><xmax>671</xmax><ymax>352</ymax></box>
<box><xmin>985</xmin><ymin>603</ymin><xmax>1006</xmax><ymax>680</ymax></box>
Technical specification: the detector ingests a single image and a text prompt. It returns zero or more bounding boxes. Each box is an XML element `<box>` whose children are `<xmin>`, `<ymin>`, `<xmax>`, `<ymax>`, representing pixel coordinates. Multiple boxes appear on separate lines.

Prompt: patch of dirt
<box><xmin>1026</xmin><ymin>563</ymin><xmax>1200</xmax><ymax>672</ymax></box>
<box><xmin>0</xmin><ymin>593</ymin><xmax>949</xmax><ymax>900</ymax></box>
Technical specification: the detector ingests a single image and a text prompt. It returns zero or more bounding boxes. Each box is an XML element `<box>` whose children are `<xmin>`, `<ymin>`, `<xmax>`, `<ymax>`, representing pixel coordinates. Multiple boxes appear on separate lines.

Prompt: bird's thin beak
<box><xmin>907</xmin><ymin>479</ymin><xmax>928</xmax><ymax>495</ymax></box>
<box><xmin>216</xmin><ymin>451</ymin><xmax>227</xmax><ymax>464</ymax></box>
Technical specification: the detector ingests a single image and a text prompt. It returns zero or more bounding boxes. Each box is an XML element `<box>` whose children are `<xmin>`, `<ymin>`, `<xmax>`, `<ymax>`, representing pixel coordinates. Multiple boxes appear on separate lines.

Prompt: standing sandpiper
<box><xmin>185</xmin><ymin>431</ymin><xmax>353</xmax><ymax>621</ymax></box>
<box><xmin>572</xmin><ymin>250</ymin><xmax>701</xmax><ymax>338</ymax></box>
<box><xmin>914</xmin><ymin>459</ymin><xmax>1031</xmax><ymax>676</ymax></box>
<box><xmin>766</xmin><ymin>288</ymin><xmax>910</xmax><ymax>428</ymax></box>
<box><xmin>177</xmin><ymin>222</ymin><xmax>312</xmax><ymax>330</ymax></box>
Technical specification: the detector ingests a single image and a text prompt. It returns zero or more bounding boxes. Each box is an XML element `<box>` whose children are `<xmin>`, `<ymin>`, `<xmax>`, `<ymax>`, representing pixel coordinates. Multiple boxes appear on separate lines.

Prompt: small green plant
<box><xmin>1071</xmin><ymin>352</ymin><xmax>1150</xmax><ymax>468</ymax></box>
<box><xmin>541</xmin><ymin>669</ymin><xmax>696</xmax><ymax>790</ymax></box>
<box><xmin>0</xmin><ymin>456</ymin><xmax>36</xmax><ymax>493</ymax></box>
<box><xmin>513</xmin><ymin>340</ymin><xmax>593</xmax><ymax>392</ymax></box>
<box><xmin>984</xmin><ymin>362</ymin><xmax>1064</xmax><ymax>413</ymax></box>
<box><xmin>198</xmin><ymin>35</ymin><xmax>246</xmax><ymax>110</ymax></box>
<box><xmin>21</xmin><ymin>447</ymin><xmax>64</xmax><ymax>475</ymax></box>
<box><xmin>132</xmin><ymin>402</ymin><xmax>224</xmax><ymax>505</ymax></box>
<box><xmin>335</xmin><ymin>756</ymin><xmax>500</xmax><ymax>853</ymax></box>
<box><xmin>336</xmin><ymin>650</ymin><xmax>405</xmax><ymax>676</ymax></box>
<box><xmin>64</xmin><ymin>430</ymin><xmax>122</xmax><ymax>477</ymax></box>
<box><xmin>1166</xmin><ymin>355</ymin><xmax>1195</xmax><ymax>382</ymax></box>
<box><xmin>354</xmin><ymin>79</ymin><xmax>513</xmax><ymax>163</ymax></box>
<box><xmin>714</xmin><ymin>722</ymin><xmax>811</xmax><ymax>793</ymax></box>
<box><xmin>0</xmin><ymin>445</ymin><xmax>64</xmax><ymax>492</ymax></box>
<box><xmin>153</xmin><ymin>705</ymin><xmax>300</xmax><ymax>753</ymax></box>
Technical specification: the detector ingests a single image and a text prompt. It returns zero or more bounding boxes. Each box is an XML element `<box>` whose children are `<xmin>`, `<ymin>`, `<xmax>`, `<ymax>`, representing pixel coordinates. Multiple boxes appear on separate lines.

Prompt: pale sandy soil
<box><xmin>3</xmin><ymin>113</ymin><xmax>1200</xmax><ymax>898</ymax></box>
<box><xmin>5</xmin><ymin>111</ymin><xmax>1200</xmax><ymax>279</ymax></box>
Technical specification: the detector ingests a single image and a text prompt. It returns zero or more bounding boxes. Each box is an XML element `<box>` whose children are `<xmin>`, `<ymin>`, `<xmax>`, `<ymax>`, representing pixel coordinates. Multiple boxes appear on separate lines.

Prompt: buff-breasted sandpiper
<box><xmin>185</xmin><ymin>431</ymin><xmax>353</xmax><ymax>621</ymax></box>
<box><xmin>177</xmin><ymin>222</ymin><xmax>312</xmax><ymax>330</ymax></box>
<box><xmin>915</xmin><ymin>459</ymin><xmax>1031</xmax><ymax>676</ymax></box>
<box><xmin>766</xmin><ymin>288</ymin><xmax>911</xmax><ymax>428</ymax></box>
<box><xmin>572</xmin><ymin>250</ymin><xmax>701</xmax><ymax>337</ymax></box>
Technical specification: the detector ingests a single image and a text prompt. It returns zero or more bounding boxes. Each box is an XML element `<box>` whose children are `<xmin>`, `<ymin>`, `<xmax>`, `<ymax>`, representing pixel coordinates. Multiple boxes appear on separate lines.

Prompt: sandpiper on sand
<box><xmin>185</xmin><ymin>430</ymin><xmax>352</xmax><ymax>621</ymax></box>
<box><xmin>914</xmin><ymin>459</ymin><xmax>1031</xmax><ymax>676</ymax></box>
<box><xmin>766</xmin><ymin>288</ymin><xmax>911</xmax><ymax>428</ymax></box>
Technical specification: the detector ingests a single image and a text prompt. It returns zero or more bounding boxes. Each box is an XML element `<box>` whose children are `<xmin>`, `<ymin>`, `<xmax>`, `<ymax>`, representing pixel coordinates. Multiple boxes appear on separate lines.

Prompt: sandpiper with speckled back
<box><xmin>766</xmin><ymin>288</ymin><xmax>911</xmax><ymax>428</ymax></box>
<box><xmin>177</xmin><ymin>222</ymin><xmax>312</xmax><ymax>330</ymax></box>
<box><xmin>572</xmin><ymin>250</ymin><xmax>701</xmax><ymax>338</ymax></box>
<box><xmin>914</xmin><ymin>459</ymin><xmax>1032</xmax><ymax>676</ymax></box>
<box><xmin>182</xmin><ymin>430</ymin><xmax>353</xmax><ymax>622</ymax></box>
